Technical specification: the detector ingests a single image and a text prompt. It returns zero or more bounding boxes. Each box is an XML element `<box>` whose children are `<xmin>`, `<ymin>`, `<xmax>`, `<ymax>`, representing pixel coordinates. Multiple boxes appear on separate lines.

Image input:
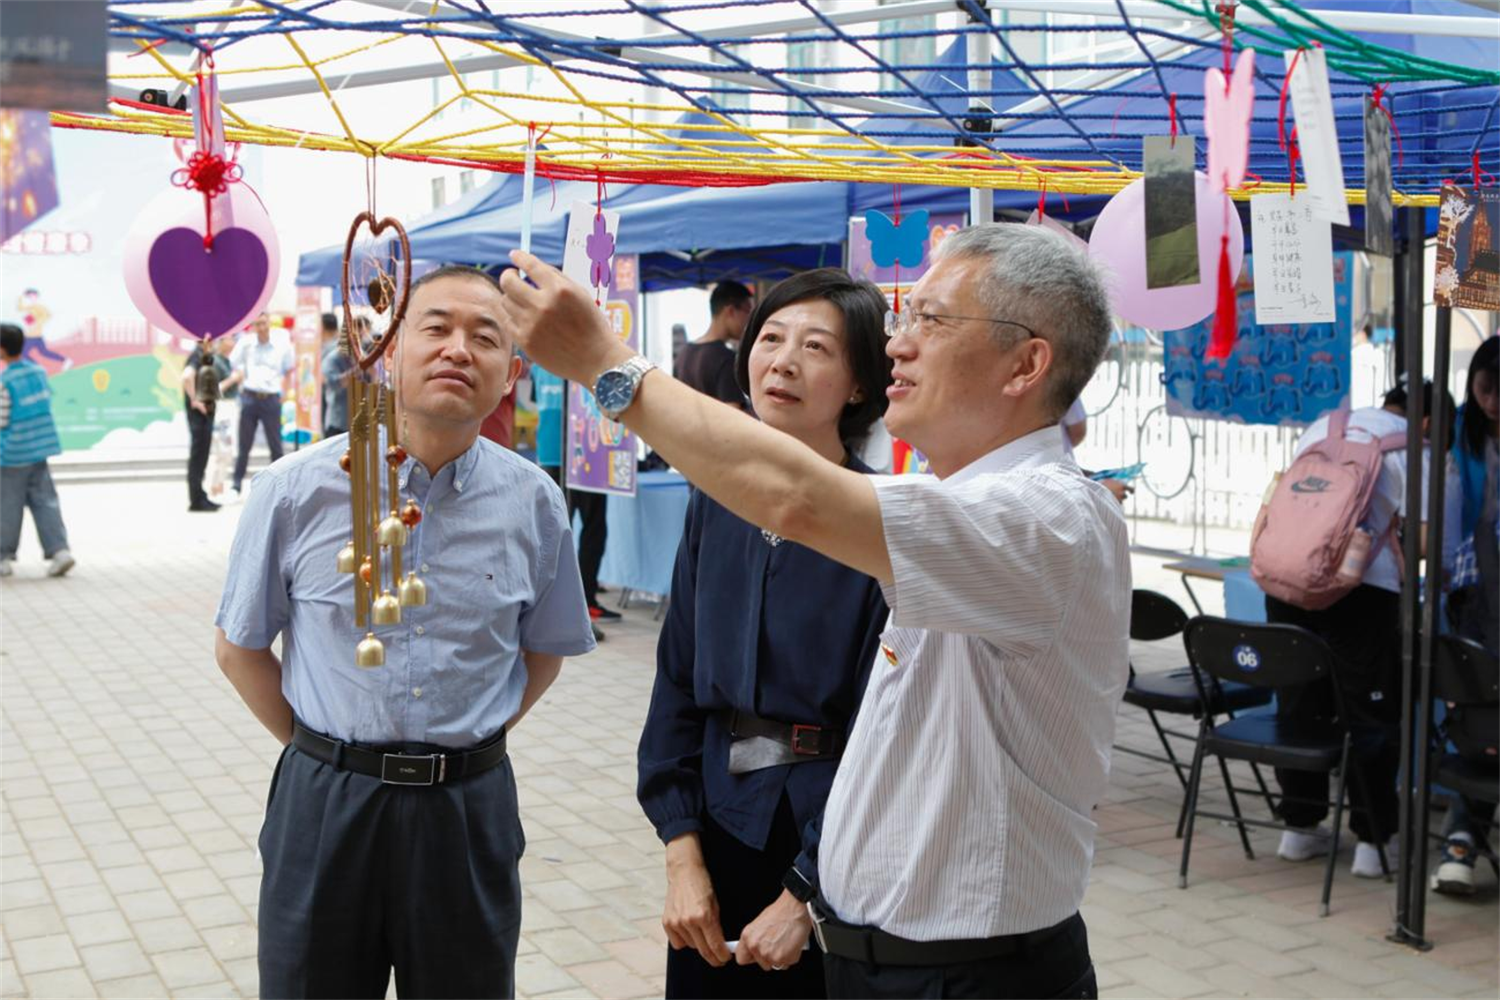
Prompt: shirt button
<box><xmin>421</xmin><ymin>563</ymin><xmax>430</xmax><ymax>573</ymax></box>
<box><xmin>412</xmin><ymin>687</ymin><xmax>423</xmax><ymax>698</ymax></box>
<box><xmin>414</xmin><ymin>625</ymin><xmax>425</xmax><ymax>636</ymax></box>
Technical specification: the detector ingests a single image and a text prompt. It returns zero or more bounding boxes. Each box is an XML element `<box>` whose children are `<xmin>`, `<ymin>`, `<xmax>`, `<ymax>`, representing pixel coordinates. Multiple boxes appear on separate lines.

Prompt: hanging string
<box><xmin>169</xmin><ymin>48</ymin><xmax>241</xmax><ymax>250</ymax></box>
<box><xmin>1369</xmin><ymin>84</ymin><xmax>1404</xmax><ymax>168</ymax></box>
<box><xmin>892</xmin><ymin>182</ymin><xmax>902</xmax><ymax>314</ymax></box>
<box><xmin>1278</xmin><ymin>48</ymin><xmax>1305</xmax><ymax>198</ymax></box>
<box><xmin>1474</xmin><ymin>153</ymin><xmax>1496</xmax><ymax>188</ymax></box>
<box><xmin>1168</xmin><ymin>93</ymin><xmax>1179</xmax><ymax>147</ymax></box>
<box><xmin>1207</xmin><ymin>3</ymin><xmax>1239</xmax><ymax>362</ymax></box>
<box><xmin>1037</xmin><ymin>177</ymin><xmax>1047</xmax><ymax>219</ymax></box>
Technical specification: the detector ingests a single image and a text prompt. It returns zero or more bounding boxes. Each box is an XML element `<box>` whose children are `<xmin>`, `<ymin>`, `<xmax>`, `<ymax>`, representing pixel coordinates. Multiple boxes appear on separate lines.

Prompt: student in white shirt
<box><xmin>1267</xmin><ymin>381</ymin><xmax>1451</xmax><ymax>879</ymax></box>
<box><xmin>229</xmin><ymin>312</ymin><xmax>294</xmax><ymax>493</ymax></box>
<box><xmin>498</xmin><ymin>223</ymin><xmax>1129</xmax><ymax>1000</ymax></box>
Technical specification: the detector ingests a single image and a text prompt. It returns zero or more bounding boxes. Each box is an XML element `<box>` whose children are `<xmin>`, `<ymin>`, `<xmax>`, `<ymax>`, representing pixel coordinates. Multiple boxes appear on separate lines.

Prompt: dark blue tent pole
<box><xmin>1390</xmin><ymin>204</ymin><xmax>1430</xmax><ymax>950</ymax></box>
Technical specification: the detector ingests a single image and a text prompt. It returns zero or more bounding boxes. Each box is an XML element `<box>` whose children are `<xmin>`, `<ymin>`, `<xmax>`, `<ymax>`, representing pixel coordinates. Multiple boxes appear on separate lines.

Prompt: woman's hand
<box><xmin>662</xmin><ymin>834</ymin><xmax>731</xmax><ymax>966</ymax></box>
<box><xmin>736</xmin><ymin>889</ymin><xmax>812</xmax><ymax>972</ymax></box>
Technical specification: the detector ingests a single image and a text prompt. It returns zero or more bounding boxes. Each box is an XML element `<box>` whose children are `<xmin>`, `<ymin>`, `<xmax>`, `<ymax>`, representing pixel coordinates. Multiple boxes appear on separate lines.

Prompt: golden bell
<box><xmin>399</xmin><ymin>571</ymin><xmax>428</xmax><ymax>607</ymax></box>
<box><xmin>355</xmin><ymin>632</ymin><xmax>385</xmax><ymax>668</ymax></box>
<box><xmin>377</xmin><ymin>514</ymin><xmax>408</xmax><ymax>548</ymax></box>
<box><xmin>335</xmin><ymin>541</ymin><xmax>357</xmax><ymax>574</ymax></box>
<box><xmin>372</xmin><ymin>591</ymin><xmax>402</xmax><ymax>626</ymax></box>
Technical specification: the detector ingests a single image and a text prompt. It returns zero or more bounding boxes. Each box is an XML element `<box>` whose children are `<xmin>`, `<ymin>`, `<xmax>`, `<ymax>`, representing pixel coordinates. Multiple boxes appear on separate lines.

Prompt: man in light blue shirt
<box><xmin>229</xmin><ymin>312</ymin><xmax>294</xmax><ymax>494</ymax></box>
<box><xmin>215</xmin><ymin>266</ymin><xmax>595</xmax><ymax>999</ymax></box>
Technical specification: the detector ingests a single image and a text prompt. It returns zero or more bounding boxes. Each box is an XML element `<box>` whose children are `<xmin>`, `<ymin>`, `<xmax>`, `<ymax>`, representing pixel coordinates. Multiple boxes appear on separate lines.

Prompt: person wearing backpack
<box><xmin>1253</xmin><ymin>380</ymin><xmax>1453</xmax><ymax>879</ymax></box>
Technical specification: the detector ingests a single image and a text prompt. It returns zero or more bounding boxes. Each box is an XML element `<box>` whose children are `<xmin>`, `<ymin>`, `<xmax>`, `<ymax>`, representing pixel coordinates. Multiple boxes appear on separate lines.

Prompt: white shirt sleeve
<box><xmin>1062</xmin><ymin>399</ymin><xmax>1087</xmax><ymax>427</ymax></box>
<box><xmin>870</xmin><ymin>471</ymin><xmax>1093</xmax><ymax>657</ymax></box>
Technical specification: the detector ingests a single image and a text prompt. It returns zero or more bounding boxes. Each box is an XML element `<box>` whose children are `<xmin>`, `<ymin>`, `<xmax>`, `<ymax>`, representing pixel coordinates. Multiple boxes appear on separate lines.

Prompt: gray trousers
<box><xmin>1</xmin><ymin>461</ymin><xmax>70</xmax><ymax>560</ymax></box>
<box><xmin>257</xmin><ymin>744</ymin><xmax>525</xmax><ymax>999</ymax></box>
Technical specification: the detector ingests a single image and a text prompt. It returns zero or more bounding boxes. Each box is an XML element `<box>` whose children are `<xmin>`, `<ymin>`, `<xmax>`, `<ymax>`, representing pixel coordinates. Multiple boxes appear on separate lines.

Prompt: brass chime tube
<box><xmin>385</xmin><ymin>388</ymin><xmax>403</xmax><ymax>586</ymax></box>
<box><xmin>350</xmin><ymin>379</ymin><xmax>368</xmax><ymax>628</ymax></box>
<box><xmin>367</xmin><ymin>385</ymin><xmax>384</xmax><ymax>615</ymax></box>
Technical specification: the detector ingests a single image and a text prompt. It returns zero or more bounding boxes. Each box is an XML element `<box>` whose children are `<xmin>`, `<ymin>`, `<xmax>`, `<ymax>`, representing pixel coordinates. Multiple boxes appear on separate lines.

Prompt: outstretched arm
<box><xmin>497</xmin><ymin>251</ymin><xmax>892</xmax><ymax>583</ymax></box>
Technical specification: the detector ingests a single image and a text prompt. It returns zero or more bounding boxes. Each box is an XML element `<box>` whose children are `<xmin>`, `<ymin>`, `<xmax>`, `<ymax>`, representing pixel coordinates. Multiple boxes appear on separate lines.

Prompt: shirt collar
<box><xmin>397</xmin><ymin>436</ymin><xmax>484</xmax><ymax>495</ymax></box>
<box><xmin>945</xmin><ymin>424</ymin><xmax>1070</xmax><ymax>487</ymax></box>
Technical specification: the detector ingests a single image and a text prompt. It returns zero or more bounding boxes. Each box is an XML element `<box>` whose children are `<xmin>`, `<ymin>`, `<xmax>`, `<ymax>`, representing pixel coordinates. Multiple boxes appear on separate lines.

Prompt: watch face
<box><xmin>595</xmin><ymin>369</ymin><xmax>634</xmax><ymax>418</ymax></box>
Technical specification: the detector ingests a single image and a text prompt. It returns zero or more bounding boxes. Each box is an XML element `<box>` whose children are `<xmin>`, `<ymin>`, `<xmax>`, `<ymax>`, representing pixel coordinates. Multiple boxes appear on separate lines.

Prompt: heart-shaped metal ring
<box><xmin>341</xmin><ymin>211</ymin><xmax>412</xmax><ymax>371</ymax></box>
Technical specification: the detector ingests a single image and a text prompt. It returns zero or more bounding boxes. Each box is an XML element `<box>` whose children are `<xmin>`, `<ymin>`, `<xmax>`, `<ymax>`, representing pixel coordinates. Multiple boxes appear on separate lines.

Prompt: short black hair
<box><xmin>322</xmin><ymin>312</ymin><xmax>339</xmax><ymax>333</ymax></box>
<box><xmin>0</xmin><ymin>323</ymin><xmax>23</xmax><ymax>358</ymax></box>
<box><xmin>709</xmin><ymin>280</ymin><xmax>752</xmax><ymax>317</ymax></box>
<box><xmin>1385</xmin><ymin>376</ymin><xmax>1457</xmax><ymax>452</ymax></box>
<box><xmin>1459</xmin><ymin>335</ymin><xmax>1498</xmax><ymax>458</ymax></box>
<box><xmin>733</xmin><ymin>268</ymin><xmax>892</xmax><ymax>449</ymax></box>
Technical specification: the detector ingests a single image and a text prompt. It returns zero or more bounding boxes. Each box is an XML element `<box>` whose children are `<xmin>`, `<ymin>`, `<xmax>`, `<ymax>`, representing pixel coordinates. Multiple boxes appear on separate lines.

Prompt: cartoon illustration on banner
<box><xmin>566</xmin><ymin>253</ymin><xmax>640</xmax><ymax>496</ymax></box>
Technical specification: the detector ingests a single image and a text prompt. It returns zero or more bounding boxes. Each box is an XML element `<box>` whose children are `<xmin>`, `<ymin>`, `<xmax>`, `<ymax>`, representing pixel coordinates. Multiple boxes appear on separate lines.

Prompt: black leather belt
<box><xmin>809</xmin><ymin>900</ymin><xmax>1077</xmax><ymax>966</ymax></box>
<box><xmin>243</xmin><ymin>389</ymin><xmax>280</xmax><ymax>400</ymax></box>
<box><xmin>723</xmin><ymin>709</ymin><xmax>841</xmax><ymax>775</ymax></box>
<box><xmin>292</xmin><ymin>722</ymin><xmax>507</xmax><ymax>786</ymax></box>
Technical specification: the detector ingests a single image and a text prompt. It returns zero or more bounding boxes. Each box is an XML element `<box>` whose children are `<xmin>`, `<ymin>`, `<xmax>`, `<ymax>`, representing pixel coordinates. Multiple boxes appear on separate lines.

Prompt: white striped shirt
<box><xmin>818</xmin><ymin>425</ymin><xmax>1131</xmax><ymax>940</ymax></box>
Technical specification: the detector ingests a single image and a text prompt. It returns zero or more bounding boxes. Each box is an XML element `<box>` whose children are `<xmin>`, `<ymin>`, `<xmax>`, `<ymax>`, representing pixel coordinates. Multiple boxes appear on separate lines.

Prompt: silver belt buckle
<box><xmin>381</xmin><ymin>753</ymin><xmax>441</xmax><ymax>785</ymax></box>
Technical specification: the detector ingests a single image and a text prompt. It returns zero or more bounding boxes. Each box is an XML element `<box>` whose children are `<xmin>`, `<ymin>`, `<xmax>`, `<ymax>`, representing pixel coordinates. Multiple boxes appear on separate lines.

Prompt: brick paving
<box><xmin>1</xmin><ymin>478</ymin><xmax>1496</xmax><ymax>999</ymax></box>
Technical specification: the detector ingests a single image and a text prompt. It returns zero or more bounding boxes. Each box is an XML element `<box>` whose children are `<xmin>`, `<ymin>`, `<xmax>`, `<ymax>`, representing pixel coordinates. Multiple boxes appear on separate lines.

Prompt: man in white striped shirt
<box><xmin>499</xmin><ymin>223</ymin><xmax>1130</xmax><ymax>999</ymax></box>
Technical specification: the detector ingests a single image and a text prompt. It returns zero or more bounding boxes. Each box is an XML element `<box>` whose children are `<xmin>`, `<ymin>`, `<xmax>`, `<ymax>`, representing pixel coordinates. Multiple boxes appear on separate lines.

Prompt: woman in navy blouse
<box><xmin>638</xmin><ymin>269</ymin><xmax>892</xmax><ymax>998</ymax></box>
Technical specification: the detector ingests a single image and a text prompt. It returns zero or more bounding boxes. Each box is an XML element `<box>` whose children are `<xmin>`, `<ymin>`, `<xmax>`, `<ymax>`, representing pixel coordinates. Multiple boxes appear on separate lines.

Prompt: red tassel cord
<box><xmin>1204</xmin><ymin>3</ymin><xmax>1239</xmax><ymax>361</ymax></box>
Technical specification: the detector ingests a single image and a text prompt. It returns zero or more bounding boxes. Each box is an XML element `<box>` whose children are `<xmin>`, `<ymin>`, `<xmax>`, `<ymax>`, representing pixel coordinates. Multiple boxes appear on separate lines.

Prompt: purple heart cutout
<box><xmin>148</xmin><ymin>226</ymin><xmax>269</xmax><ymax>338</ymax></box>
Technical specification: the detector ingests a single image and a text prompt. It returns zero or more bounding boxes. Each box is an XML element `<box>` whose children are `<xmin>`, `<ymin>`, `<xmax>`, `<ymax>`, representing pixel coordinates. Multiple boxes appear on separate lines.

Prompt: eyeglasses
<box><xmin>884</xmin><ymin>309</ymin><xmax>1041</xmax><ymax>341</ymax></box>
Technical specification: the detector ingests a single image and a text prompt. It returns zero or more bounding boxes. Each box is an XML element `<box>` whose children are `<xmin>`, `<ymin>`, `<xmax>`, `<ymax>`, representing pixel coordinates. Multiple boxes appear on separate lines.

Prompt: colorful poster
<box><xmin>292</xmin><ymin>286</ymin><xmax>323</xmax><ymax>442</ymax></box>
<box><xmin>1434</xmin><ymin>185</ymin><xmax>1500</xmax><ymax>312</ymax></box>
<box><xmin>566</xmin><ymin>253</ymin><xmax>640</xmax><ymax>496</ymax></box>
<box><xmin>847</xmin><ymin>211</ymin><xmax>964</xmax><ymax>292</ymax></box>
<box><xmin>1163</xmin><ymin>251</ymin><xmax>1353</xmax><ymax>426</ymax></box>
<box><xmin>1</xmin><ymin>110</ymin><xmax>59</xmax><ymax>241</ymax></box>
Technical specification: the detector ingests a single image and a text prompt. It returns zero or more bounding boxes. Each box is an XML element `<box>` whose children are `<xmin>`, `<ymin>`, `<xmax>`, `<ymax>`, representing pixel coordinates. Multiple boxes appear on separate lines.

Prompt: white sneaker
<box><xmin>1432</xmin><ymin>833</ymin><xmax>1478</xmax><ymax>896</ymax></box>
<box><xmin>46</xmin><ymin>550</ymin><xmax>75</xmax><ymax>577</ymax></box>
<box><xmin>1278</xmin><ymin>825</ymin><xmax>1333</xmax><ymax>861</ymax></box>
<box><xmin>0</xmin><ymin>559</ymin><xmax>12</xmax><ymax>577</ymax></box>
<box><xmin>1351</xmin><ymin>837</ymin><xmax>1397</xmax><ymax>879</ymax></box>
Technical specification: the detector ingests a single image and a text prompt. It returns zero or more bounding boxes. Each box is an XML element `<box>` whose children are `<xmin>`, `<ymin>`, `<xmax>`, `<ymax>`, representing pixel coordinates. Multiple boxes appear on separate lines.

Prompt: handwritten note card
<box><xmin>1251</xmin><ymin>192</ymin><xmax>1335</xmax><ymax>325</ymax></box>
<box><xmin>1284</xmin><ymin>47</ymin><xmax>1349</xmax><ymax>226</ymax></box>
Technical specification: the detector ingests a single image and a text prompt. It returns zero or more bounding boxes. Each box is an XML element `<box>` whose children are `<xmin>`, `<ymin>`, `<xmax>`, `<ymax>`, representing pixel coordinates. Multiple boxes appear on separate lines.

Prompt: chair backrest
<box><xmin>1131</xmin><ymin>589</ymin><xmax>1189</xmax><ymax>642</ymax></box>
<box><xmin>1432</xmin><ymin>635</ymin><xmax>1500</xmax><ymax>759</ymax></box>
<box><xmin>1432</xmin><ymin>634</ymin><xmax>1499</xmax><ymax>707</ymax></box>
<box><xmin>1183</xmin><ymin>616</ymin><xmax>1336</xmax><ymax>691</ymax></box>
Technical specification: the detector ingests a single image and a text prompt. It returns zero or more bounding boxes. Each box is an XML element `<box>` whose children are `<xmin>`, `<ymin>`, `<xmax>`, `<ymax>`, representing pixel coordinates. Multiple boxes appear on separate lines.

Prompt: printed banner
<box><xmin>1164</xmin><ymin>251</ymin><xmax>1353</xmax><ymax>426</ymax></box>
<box><xmin>292</xmin><ymin>286</ymin><xmax>323</xmax><ymax>442</ymax></box>
<box><xmin>566</xmin><ymin>253</ymin><xmax>640</xmax><ymax>496</ymax></box>
<box><xmin>1434</xmin><ymin>185</ymin><xmax>1500</xmax><ymax>312</ymax></box>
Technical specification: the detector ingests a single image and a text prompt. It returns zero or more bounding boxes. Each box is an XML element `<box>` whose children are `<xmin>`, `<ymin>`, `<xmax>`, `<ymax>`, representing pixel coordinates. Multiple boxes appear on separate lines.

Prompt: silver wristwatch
<box><xmin>593</xmin><ymin>355</ymin><xmax>658</xmax><ymax>422</ymax></box>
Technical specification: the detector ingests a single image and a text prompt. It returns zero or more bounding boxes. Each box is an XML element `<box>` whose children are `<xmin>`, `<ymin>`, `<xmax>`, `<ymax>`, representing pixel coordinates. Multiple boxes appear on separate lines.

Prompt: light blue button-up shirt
<box><xmin>215</xmin><ymin>434</ymin><xmax>595</xmax><ymax>748</ymax></box>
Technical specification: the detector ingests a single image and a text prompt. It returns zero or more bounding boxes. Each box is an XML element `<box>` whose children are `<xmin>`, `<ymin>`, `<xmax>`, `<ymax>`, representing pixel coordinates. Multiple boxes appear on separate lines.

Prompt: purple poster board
<box><xmin>566</xmin><ymin>253</ymin><xmax>640</xmax><ymax>496</ymax></box>
<box><xmin>847</xmin><ymin>212</ymin><xmax>965</xmax><ymax>290</ymax></box>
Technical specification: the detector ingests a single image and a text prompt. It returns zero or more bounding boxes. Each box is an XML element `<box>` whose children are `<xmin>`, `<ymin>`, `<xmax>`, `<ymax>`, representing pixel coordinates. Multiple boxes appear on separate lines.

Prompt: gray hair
<box><xmin>932</xmin><ymin>223</ymin><xmax>1112</xmax><ymax>418</ymax></box>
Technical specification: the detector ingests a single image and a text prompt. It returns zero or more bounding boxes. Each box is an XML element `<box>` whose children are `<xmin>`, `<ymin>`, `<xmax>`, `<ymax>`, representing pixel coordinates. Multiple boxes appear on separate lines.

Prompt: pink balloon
<box><xmin>1088</xmin><ymin>172</ymin><xmax>1243</xmax><ymax>332</ymax></box>
<box><xmin>123</xmin><ymin>183</ymin><xmax>280</xmax><ymax>340</ymax></box>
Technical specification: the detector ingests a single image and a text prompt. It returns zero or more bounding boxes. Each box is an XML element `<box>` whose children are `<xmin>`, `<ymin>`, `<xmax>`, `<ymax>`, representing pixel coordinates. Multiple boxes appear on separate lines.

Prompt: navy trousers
<box><xmin>257</xmin><ymin>744</ymin><xmax>525</xmax><ymax>999</ymax></box>
<box><xmin>234</xmin><ymin>392</ymin><xmax>285</xmax><ymax>491</ymax></box>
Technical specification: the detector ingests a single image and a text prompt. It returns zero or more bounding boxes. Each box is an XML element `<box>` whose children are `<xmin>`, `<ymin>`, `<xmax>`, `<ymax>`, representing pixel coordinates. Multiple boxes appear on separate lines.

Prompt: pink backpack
<box><xmin>1250</xmin><ymin>409</ymin><xmax>1406</xmax><ymax>611</ymax></box>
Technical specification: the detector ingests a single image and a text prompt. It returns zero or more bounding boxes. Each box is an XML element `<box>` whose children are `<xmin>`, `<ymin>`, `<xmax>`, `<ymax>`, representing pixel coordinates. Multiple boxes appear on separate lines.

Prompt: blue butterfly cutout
<box><xmin>865</xmin><ymin>209</ymin><xmax>930</xmax><ymax>268</ymax></box>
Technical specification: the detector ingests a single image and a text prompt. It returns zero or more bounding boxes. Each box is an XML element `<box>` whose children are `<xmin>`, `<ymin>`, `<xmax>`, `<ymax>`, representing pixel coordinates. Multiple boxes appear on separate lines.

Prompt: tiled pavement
<box><xmin>2</xmin><ymin>478</ymin><xmax>1496</xmax><ymax>999</ymax></box>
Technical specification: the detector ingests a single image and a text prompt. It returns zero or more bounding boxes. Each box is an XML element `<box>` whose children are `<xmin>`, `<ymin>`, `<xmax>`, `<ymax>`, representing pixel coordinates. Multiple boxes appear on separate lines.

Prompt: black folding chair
<box><xmin>1431</xmin><ymin>634</ymin><xmax>1500</xmax><ymax>885</ymax></box>
<box><xmin>1178</xmin><ymin>617</ymin><xmax>1390</xmax><ymax>917</ymax></box>
<box><xmin>1117</xmin><ymin>590</ymin><xmax>1277</xmax><ymax>835</ymax></box>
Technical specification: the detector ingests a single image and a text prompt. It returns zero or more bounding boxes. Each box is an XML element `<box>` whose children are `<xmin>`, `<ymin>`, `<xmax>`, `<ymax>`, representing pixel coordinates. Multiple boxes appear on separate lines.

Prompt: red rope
<box><xmin>1474</xmin><ymin>153</ymin><xmax>1496</xmax><ymax>188</ymax></box>
<box><xmin>893</xmin><ymin>183</ymin><xmax>902</xmax><ymax>313</ymax></box>
<box><xmin>1279</xmin><ymin>49</ymin><xmax>1304</xmax><ymax>197</ymax></box>
<box><xmin>1168</xmin><ymin>93</ymin><xmax>1179</xmax><ymax>146</ymax></box>
<box><xmin>1369</xmin><ymin>84</ymin><xmax>1404</xmax><ymax>169</ymax></box>
<box><xmin>1217</xmin><ymin>2</ymin><xmax>1237</xmax><ymax>76</ymax></box>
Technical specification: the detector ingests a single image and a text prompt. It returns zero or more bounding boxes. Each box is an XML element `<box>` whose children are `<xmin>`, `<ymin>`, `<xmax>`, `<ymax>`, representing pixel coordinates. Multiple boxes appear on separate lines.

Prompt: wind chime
<box><xmin>336</xmin><ymin>196</ymin><xmax>425</xmax><ymax>668</ymax></box>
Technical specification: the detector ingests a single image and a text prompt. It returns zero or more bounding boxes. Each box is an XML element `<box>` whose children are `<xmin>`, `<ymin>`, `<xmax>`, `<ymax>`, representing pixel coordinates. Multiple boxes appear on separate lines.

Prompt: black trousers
<box><xmin>234</xmin><ymin>392</ymin><xmax>285</xmax><ymax>490</ymax></box>
<box><xmin>821</xmin><ymin>913</ymin><xmax>1096</xmax><ymax>1000</ymax></box>
<box><xmin>569</xmin><ymin>488</ymin><xmax>608</xmax><ymax>608</ymax></box>
<box><xmin>1265</xmin><ymin>585</ymin><xmax>1402</xmax><ymax>842</ymax></box>
<box><xmin>186</xmin><ymin>406</ymin><xmax>212</xmax><ymax>507</ymax></box>
<box><xmin>257</xmin><ymin>743</ymin><xmax>525</xmax><ymax>999</ymax></box>
<box><xmin>666</xmin><ymin>796</ymin><xmax>825</xmax><ymax>1000</ymax></box>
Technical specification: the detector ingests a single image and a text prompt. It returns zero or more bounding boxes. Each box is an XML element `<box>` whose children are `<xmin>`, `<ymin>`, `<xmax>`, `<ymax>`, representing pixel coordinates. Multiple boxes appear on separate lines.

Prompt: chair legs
<box><xmin>1321</xmin><ymin>735</ymin><xmax>1353</xmax><ymax>917</ymax></box>
<box><xmin>1145</xmin><ymin>707</ymin><xmax>1190</xmax><ymax>790</ymax></box>
<box><xmin>1178</xmin><ymin>720</ymin><xmax>1210</xmax><ymax>890</ymax></box>
<box><xmin>1217</xmin><ymin>755</ymin><xmax>1255</xmax><ymax>860</ymax></box>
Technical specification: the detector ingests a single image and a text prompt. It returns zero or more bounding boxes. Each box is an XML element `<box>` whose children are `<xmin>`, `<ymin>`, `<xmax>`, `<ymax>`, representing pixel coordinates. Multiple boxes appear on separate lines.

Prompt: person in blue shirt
<box><xmin>0</xmin><ymin>322</ymin><xmax>74</xmax><ymax>578</ymax></box>
<box><xmin>214</xmin><ymin>265</ymin><xmax>595</xmax><ymax>999</ymax></box>
<box><xmin>637</xmin><ymin>269</ymin><xmax>892</xmax><ymax>998</ymax></box>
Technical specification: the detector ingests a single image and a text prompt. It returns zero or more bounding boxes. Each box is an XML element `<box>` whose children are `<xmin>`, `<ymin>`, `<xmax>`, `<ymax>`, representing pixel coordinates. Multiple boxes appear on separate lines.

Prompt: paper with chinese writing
<box><xmin>1434</xmin><ymin>185</ymin><xmax>1500</xmax><ymax>312</ymax></box>
<box><xmin>1143</xmin><ymin>135</ymin><xmax>1200</xmax><ymax>289</ymax></box>
<box><xmin>1363</xmin><ymin>95</ymin><xmax>1393</xmax><ymax>257</ymax></box>
<box><xmin>1251</xmin><ymin>193</ymin><xmax>1335</xmax><ymax>325</ymax></box>
<box><xmin>562</xmin><ymin>201</ymin><xmax>620</xmax><ymax>302</ymax></box>
<box><xmin>1284</xmin><ymin>48</ymin><xmax>1349</xmax><ymax>226</ymax></box>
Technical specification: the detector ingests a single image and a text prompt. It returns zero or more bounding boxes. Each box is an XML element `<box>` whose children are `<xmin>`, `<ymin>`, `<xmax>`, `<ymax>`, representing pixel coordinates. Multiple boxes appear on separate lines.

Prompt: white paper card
<box><xmin>1251</xmin><ymin>192</ymin><xmax>1335</xmax><ymax>324</ymax></box>
<box><xmin>1284</xmin><ymin>47</ymin><xmax>1349</xmax><ymax>226</ymax></box>
<box><xmin>562</xmin><ymin>200</ymin><xmax>621</xmax><ymax>303</ymax></box>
